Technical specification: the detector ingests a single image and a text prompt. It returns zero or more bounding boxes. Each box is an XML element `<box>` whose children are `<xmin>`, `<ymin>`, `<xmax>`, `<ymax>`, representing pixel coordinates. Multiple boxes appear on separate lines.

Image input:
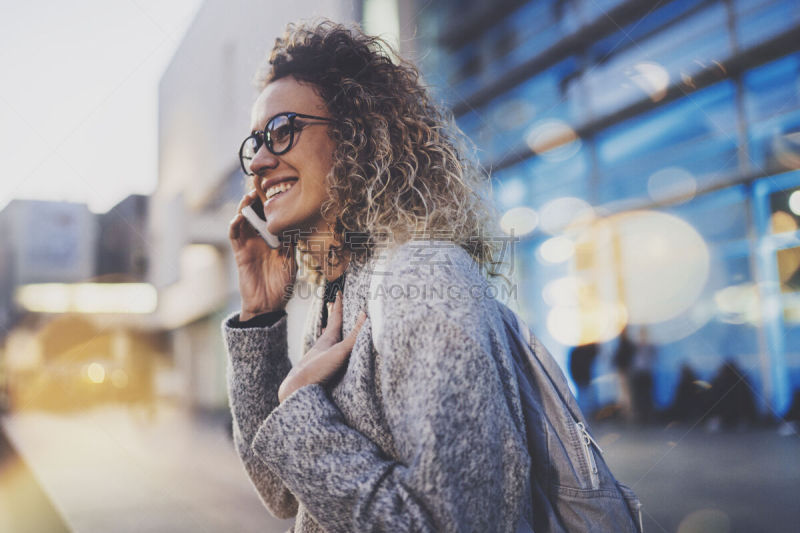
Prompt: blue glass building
<box><xmin>416</xmin><ymin>0</ymin><xmax>800</xmax><ymax>416</ymax></box>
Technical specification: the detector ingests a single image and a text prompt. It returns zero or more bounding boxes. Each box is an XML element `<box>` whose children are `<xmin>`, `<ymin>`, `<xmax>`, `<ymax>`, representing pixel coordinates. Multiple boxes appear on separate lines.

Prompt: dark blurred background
<box><xmin>1</xmin><ymin>1</ymin><xmax>799</xmax><ymax>532</ymax></box>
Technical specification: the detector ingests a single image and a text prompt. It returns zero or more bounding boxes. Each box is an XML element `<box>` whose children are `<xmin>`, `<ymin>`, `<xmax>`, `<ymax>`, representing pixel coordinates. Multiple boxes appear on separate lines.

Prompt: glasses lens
<box><xmin>267</xmin><ymin>114</ymin><xmax>293</xmax><ymax>154</ymax></box>
<box><xmin>240</xmin><ymin>135</ymin><xmax>260</xmax><ymax>174</ymax></box>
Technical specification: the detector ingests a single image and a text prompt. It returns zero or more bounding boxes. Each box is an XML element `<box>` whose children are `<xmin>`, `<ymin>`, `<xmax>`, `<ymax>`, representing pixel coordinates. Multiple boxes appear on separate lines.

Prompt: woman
<box><xmin>224</xmin><ymin>21</ymin><xmax>529</xmax><ymax>532</ymax></box>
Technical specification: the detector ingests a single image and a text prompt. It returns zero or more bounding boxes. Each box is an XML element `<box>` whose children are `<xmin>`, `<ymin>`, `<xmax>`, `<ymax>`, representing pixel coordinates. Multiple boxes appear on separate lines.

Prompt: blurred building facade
<box><xmin>0</xmin><ymin>200</ymin><xmax>97</xmax><ymax>335</ymax></box>
<box><xmin>0</xmin><ymin>196</ymin><xmax>157</xmax><ymax>411</ymax></box>
<box><xmin>152</xmin><ymin>0</ymin><xmax>800</xmax><ymax>419</ymax></box>
<box><xmin>151</xmin><ymin>0</ymin><xmax>369</xmax><ymax>412</ymax></box>
<box><xmin>415</xmin><ymin>0</ymin><xmax>800</xmax><ymax>416</ymax></box>
<box><xmin>95</xmin><ymin>194</ymin><xmax>149</xmax><ymax>281</ymax></box>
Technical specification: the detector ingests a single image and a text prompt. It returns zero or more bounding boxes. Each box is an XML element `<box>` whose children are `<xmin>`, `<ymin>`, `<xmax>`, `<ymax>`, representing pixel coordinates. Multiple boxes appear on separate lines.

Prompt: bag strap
<box><xmin>495</xmin><ymin>300</ymin><xmax>588</xmax><ymax>426</ymax></box>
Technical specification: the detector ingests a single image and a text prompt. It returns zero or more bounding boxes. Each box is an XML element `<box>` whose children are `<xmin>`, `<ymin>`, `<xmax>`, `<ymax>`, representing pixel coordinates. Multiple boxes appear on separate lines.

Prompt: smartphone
<box><xmin>241</xmin><ymin>199</ymin><xmax>281</xmax><ymax>248</ymax></box>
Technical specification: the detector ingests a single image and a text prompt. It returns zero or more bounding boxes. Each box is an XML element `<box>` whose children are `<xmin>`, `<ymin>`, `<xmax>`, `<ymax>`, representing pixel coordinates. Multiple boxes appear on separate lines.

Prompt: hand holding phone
<box><xmin>229</xmin><ymin>191</ymin><xmax>297</xmax><ymax>319</ymax></box>
<box><xmin>241</xmin><ymin>199</ymin><xmax>281</xmax><ymax>248</ymax></box>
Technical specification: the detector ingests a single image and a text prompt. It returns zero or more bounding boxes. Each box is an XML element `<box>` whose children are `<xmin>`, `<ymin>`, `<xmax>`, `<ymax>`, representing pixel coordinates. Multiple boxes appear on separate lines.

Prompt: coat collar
<box><xmin>300</xmin><ymin>254</ymin><xmax>374</xmax><ymax>355</ymax></box>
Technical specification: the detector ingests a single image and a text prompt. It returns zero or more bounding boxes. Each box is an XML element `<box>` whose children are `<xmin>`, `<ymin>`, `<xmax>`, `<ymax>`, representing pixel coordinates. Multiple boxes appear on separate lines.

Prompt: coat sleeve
<box><xmin>222</xmin><ymin>312</ymin><xmax>298</xmax><ymax>519</ymax></box>
<box><xmin>249</xmin><ymin>255</ymin><xmax>531</xmax><ymax>532</ymax></box>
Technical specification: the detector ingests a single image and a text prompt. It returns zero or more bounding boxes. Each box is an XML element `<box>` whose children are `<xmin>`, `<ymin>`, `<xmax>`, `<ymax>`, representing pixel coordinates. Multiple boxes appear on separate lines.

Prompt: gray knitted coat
<box><xmin>223</xmin><ymin>240</ymin><xmax>531</xmax><ymax>532</ymax></box>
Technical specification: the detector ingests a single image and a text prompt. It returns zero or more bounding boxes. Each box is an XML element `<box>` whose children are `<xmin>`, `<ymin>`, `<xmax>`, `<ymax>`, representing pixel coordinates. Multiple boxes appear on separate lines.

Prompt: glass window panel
<box><xmin>597</xmin><ymin>81</ymin><xmax>737</xmax><ymax>165</ymax></box>
<box><xmin>503</xmin><ymin>0</ymin><xmax>561</xmax><ymax>68</ymax></box>
<box><xmin>735</xmin><ymin>0</ymin><xmax>800</xmax><ymax>49</ymax></box>
<box><xmin>595</xmin><ymin>82</ymin><xmax>738</xmax><ymax>203</ymax></box>
<box><xmin>584</xmin><ymin>1</ymin><xmax>730</xmax><ymax>118</ymax></box>
<box><xmin>456</xmin><ymin>111</ymin><xmax>482</xmax><ymax>150</ymax></box>
<box><xmin>596</xmin><ymin>133</ymin><xmax>740</xmax><ymax>204</ymax></box>
<box><xmin>743</xmin><ymin>53</ymin><xmax>800</xmax><ymax>173</ymax></box>
<box><xmin>526</xmin><ymin>149</ymin><xmax>592</xmax><ymax>208</ymax></box>
<box><xmin>743</xmin><ymin>52</ymin><xmax>800</xmax><ymax>124</ymax></box>
<box><xmin>747</xmin><ymin>109</ymin><xmax>800</xmax><ymax>172</ymax></box>
<box><xmin>514</xmin><ymin>57</ymin><xmax>579</xmax><ymax>111</ymax></box>
<box><xmin>476</xmin><ymin>58</ymin><xmax>580</xmax><ymax>163</ymax></box>
<box><xmin>665</xmin><ymin>186</ymin><xmax>750</xmax><ymax>243</ymax></box>
<box><xmin>579</xmin><ymin>0</ymin><xmax>633</xmax><ymax>20</ymax></box>
<box><xmin>559</xmin><ymin>0</ymin><xmax>584</xmax><ymax>34</ymax></box>
<box><xmin>587</xmin><ymin>0</ymin><xmax>707</xmax><ymax>61</ymax></box>
<box><xmin>492</xmin><ymin>149</ymin><xmax>591</xmax><ymax>212</ymax></box>
<box><xmin>449</xmin><ymin>41</ymin><xmax>482</xmax><ymax>96</ymax></box>
<box><xmin>482</xmin><ymin>22</ymin><xmax>518</xmax><ymax>80</ymax></box>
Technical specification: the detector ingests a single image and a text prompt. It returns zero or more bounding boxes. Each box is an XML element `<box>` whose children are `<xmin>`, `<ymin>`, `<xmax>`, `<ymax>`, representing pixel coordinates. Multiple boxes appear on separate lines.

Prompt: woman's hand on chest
<box><xmin>278</xmin><ymin>290</ymin><xmax>367</xmax><ymax>403</ymax></box>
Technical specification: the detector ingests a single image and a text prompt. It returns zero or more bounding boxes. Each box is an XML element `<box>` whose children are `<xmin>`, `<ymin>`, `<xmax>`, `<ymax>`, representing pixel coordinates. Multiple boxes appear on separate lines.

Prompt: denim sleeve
<box><xmin>222</xmin><ymin>312</ymin><xmax>298</xmax><ymax>519</ymax></box>
<box><xmin>249</xmin><ymin>248</ymin><xmax>531</xmax><ymax>532</ymax></box>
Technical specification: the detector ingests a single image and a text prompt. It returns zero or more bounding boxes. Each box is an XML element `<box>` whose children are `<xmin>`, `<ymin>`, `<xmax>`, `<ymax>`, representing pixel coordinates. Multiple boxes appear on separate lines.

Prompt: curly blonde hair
<box><xmin>255</xmin><ymin>20</ymin><xmax>508</xmax><ymax>284</ymax></box>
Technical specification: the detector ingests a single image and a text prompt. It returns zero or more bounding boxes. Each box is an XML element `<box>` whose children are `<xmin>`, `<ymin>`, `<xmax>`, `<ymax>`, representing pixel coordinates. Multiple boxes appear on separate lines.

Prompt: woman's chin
<box><xmin>265</xmin><ymin>219</ymin><xmax>289</xmax><ymax>239</ymax></box>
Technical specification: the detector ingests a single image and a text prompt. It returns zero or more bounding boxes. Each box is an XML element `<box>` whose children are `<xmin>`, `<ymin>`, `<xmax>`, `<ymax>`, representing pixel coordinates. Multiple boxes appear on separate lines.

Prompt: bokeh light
<box><xmin>525</xmin><ymin>119</ymin><xmax>582</xmax><ymax>161</ymax></box>
<box><xmin>676</xmin><ymin>508</ymin><xmax>731</xmax><ymax>533</ymax></box>
<box><xmin>647</xmin><ymin>167</ymin><xmax>698</xmax><ymax>204</ymax></box>
<box><xmin>627</xmin><ymin>61</ymin><xmax>670</xmax><ymax>102</ymax></box>
<box><xmin>15</xmin><ymin>283</ymin><xmax>158</xmax><ymax>314</ymax></box>
<box><xmin>714</xmin><ymin>283</ymin><xmax>760</xmax><ymax>324</ymax></box>
<box><xmin>546</xmin><ymin>301</ymin><xmax>628</xmax><ymax>346</ymax></box>
<box><xmin>788</xmin><ymin>189</ymin><xmax>800</xmax><ymax>216</ymax></box>
<box><xmin>538</xmin><ymin>196</ymin><xmax>594</xmax><ymax>234</ymax></box>
<box><xmin>496</xmin><ymin>178</ymin><xmax>527</xmax><ymax>209</ymax></box>
<box><xmin>611</xmin><ymin>210</ymin><xmax>710</xmax><ymax>324</ymax></box>
<box><xmin>538</xmin><ymin>236</ymin><xmax>575</xmax><ymax>264</ymax></box>
<box><xmin>542</xmin><ymin>276</ymin><xmax>582</xmax><ymax>307</ymax></box>
<box><xmin>770</xmin><ymin>210</ymin><xmax>798</xmax><ymax>233</ymax></box>
<box><xmin>86</xmin><ymin>362</ymin><xmax>106</xmax><ymax>384</ymax></box>
<box><xmin>500</xmin><ymin>206</ymin><xmax>539</xmax><ymax>236</ymax></box>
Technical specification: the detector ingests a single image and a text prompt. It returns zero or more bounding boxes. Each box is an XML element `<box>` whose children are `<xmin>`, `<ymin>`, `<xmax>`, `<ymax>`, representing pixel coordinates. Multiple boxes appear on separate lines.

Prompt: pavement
<box><xmin>1</xmin><ymin>404</ymin><xmax>798</xmax><ymax>533</ymax></box>
<box><xmin>594</xmin><ymin>422</ymin><xmax>800</xmax><ymax>533</ymax></box>
<box><xmin>0</xmin><ymin>426</ymin><xmax>69</xmax><ymax>532</ymax></box>
<box><xmin>1</xmin><ymin>403</ymin><xmax>294</xmax><ymax>533</ymax></box>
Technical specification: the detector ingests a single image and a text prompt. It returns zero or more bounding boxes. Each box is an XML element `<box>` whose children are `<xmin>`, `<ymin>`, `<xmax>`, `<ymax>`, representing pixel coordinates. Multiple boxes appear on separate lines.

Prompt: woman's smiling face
<box><xmin>249</xmin><ymin>76</ymin><xmax>336</xmax><ymax>237</ymax></box>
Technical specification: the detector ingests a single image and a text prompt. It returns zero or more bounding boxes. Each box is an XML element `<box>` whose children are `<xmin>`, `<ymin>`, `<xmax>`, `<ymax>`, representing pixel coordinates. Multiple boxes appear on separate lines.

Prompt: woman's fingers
<box><xmin>229</xmin><ymin>212</ymin><xmax>244</xmax><ymax>240</ymax></box>
<box><xmin>236</xmin><ymin>189</ymin><xmax>260</xmax><ymax>213</ymax></box>
<box><xmin>230</xmin><ymin>190</ymin><xmax>260</xmax><ymax>242</ymax></box>
<box><xmin>279</xmin><ymin>310</ymin><xmax>367</xmax><ymax>403</ymax></box>
<box><xmin>305</xmin><ymin>311</ymin><xmax>366</xmax><ymax>375</ymax></box>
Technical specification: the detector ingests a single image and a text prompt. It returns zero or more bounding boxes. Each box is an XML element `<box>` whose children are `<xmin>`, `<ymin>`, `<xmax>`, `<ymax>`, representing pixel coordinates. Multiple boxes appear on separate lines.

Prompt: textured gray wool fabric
<box><xmin>223</xmin><ymin>240</ymin><xmax>532</xmax><ymax>533</ymax></box>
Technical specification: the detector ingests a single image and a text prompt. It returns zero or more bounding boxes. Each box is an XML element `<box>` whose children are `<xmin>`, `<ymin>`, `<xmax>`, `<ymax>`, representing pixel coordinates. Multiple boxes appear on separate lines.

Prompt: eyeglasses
<box><xmin>238</xmin><ymin>112</ymin><xmax>335</xmax><ymax>175</ymax></box>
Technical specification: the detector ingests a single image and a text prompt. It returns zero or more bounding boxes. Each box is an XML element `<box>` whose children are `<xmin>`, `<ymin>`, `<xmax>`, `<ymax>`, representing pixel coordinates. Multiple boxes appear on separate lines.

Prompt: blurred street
<box><xmin>0</xmin><ymin>426</ymin><xmax>69</xmax><ymax>532</ymax></box>
<box><xmin>1</xmin><ymin>0</ymin><xmax>799</xmax><ymax>531</ymax></box>
<box><xmin>1</xmin><ymin>404</ymin><xmax>798</xmax><ymax>532</ymax></box>
<box><xmin>596</xmin><ymin>422</ymin><xmax>800</xmax><ymax>533</ymax></box>
<box><xmin>1</xmin><ymin>403</ymin><xmax>294</xmax><ymax>533</ymax></box>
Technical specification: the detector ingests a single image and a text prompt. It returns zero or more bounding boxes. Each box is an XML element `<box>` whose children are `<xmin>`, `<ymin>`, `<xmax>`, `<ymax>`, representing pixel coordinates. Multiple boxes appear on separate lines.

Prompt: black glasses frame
<box><xmin>238</xmin><ymin>112</ymin><xmax>335</xmax><ymax>175</ymax></box>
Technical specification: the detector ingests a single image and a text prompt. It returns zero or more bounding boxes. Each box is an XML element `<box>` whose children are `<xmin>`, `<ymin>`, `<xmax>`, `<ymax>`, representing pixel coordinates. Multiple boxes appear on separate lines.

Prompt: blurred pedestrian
<box><xmin>613</xmin><ymin>327</ymin><xmax>636</xmax><ymax>423</ymax></box>
<box><xmin>707</xmin><ymin>360</ymin><xmax>757</xmax><ymax>430</ymax></box>
<box><xmin>667</xmin><ymin>363</ymin><xmax>708</xmax><ymax>424</ymax></box>
<box><xmin>630</xmin><ymin>327</ymin><xmax>656</xmax><ymax>424</ymax></box>
<box><xmin>223</xmin><ymin>21</ymin><xmax>535</xmax><ymax>532</ymax></box>
<box><xmin>569</xmin><ymin>341</ymin><xmax>599</xmax><ymax>418</ymax></box>
<box><xmin>778</xmin><ymin>389</ymin><xmax>800</xmax><ymax>436</ymax></box>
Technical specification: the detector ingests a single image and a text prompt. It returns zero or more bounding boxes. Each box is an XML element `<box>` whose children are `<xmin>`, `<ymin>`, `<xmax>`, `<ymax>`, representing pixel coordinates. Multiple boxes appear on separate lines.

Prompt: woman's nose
<box><xmin>250</xmin><ymin>145</ymin><xmax>280</xmax><ymax>176</ymax></box>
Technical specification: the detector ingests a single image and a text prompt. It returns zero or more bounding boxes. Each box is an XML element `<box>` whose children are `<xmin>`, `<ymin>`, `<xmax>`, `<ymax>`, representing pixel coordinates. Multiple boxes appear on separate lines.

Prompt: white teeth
<box><xmin>266</xmin><ymin>180</ymin><xmax>296</xmax><ymax>200</ymax></box>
